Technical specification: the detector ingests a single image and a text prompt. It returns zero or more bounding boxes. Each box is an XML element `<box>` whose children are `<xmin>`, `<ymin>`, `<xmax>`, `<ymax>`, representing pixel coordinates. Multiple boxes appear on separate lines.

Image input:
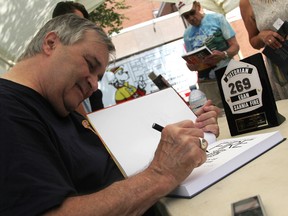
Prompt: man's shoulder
<box><xmin>184</xmin><ymin>25</ymin><xmax>193</xmax><ymax>33</ymax></box>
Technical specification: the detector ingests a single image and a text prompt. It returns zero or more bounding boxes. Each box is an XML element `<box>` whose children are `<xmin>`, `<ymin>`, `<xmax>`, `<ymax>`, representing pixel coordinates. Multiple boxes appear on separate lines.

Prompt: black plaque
<box><xmin>215</xmin><ymin>53</ymin><xmax>285</xmax><ymax>136</ymax></box>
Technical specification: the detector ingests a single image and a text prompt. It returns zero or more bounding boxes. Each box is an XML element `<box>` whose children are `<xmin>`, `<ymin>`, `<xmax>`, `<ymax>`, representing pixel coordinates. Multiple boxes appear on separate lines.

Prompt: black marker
<box><xmin>152</xmin><ymin>123</ymin><xmax>164</xmax><ymax>132</ymax></box>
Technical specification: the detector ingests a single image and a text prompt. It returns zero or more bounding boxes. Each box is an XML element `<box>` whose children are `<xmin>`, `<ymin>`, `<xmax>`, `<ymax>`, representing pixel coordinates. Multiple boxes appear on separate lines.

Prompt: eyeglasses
<box><xmin>182</xmin><ymin>10</ymin><xmax>196</xmax><ymax>19</ymax></box>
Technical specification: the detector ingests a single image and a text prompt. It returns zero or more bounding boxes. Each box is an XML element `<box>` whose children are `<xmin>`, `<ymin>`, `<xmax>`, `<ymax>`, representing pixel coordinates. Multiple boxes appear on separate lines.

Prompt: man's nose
<box><xmin>88</xmin><ymin>75</ymin><xmax>98</xmax><ymax>92</ymax></box>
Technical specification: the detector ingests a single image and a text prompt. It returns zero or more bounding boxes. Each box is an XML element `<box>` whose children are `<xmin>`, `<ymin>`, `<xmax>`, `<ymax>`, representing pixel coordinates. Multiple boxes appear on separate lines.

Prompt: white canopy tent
<box><xmin>0</xmin><ymin>0</ymin><xmax>240</xmax><ymax>72</ymax></box>
<box><xmin>0</xmin><ymin>0</ymin><xmax>104</xmax><ymax>70</ymax></box>
<box><xmin>151</xmin><ymin>0</ymin><xmax>240</xmax><ymax>15</ymax></box>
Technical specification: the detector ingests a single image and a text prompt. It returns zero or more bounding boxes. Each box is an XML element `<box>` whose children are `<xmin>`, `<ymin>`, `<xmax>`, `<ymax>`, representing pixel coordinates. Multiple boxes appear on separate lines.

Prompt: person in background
<box><xmin>53</xmin><ymin>1</ymin><xmax>104</xmax><ymax>115</ymax></box>
<box><xmin>0</xmin><ymin>14</ymin><xmax>219</xmax><ymax>215</ymax></box>
<box><xmin>178</xmin><ymin>0</ymin><xmax>240</xmax><ymax>109</ymax></box>
<box><xmin>240</xmin><ymin>0</ymin><xmax>288</xmax><ymax>100</ymax></box>
<box><xmin>52</xmin><ymin>1</ymin><xmax>89</xmax><ymax>18</ymax></box>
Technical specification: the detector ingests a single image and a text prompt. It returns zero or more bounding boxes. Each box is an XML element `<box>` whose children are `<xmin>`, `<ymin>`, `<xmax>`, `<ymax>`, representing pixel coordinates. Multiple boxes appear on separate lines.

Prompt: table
<box><xmin>160</xmin><ymin>99</ymin><xmax>288</xmax><ymax>216</ymax></box>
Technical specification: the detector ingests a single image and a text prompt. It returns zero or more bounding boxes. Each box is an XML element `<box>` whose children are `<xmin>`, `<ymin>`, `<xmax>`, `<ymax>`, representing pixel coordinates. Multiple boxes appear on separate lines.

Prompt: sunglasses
<box><xmin>182</xmin><ymin>9</ymin><xmax>197</xmax><ymax>19</ymax></box>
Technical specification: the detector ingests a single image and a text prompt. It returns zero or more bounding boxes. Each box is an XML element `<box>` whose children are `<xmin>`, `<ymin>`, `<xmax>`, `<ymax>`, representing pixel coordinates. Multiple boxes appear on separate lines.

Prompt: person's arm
<box><xmin>44</xmin><ymin>120</ymin><xmax>207</xmax><ymax>216</ymax></box>
<box><xmin>239</xmin><ymin>0</ymin><xmax>284</xmax><ymax>50</ymax></box>
<box><xmin>204</xmin><ymin>36</ymin><xmax>240</xmax><ymax>65</ymax></box>
<box><xmin>194</xmin><ymin>100</ymin><xmax>220</xmax><ymax>137</ymax></box>
<box><xmin>239</xmin><ymin>0</ymin><xmax>263</xmax><ymax>49</ymax></box>
<box><xmin>220</xmin><ymin>36</ymin><xmax>240</xmax><ymax>59</ymax></box>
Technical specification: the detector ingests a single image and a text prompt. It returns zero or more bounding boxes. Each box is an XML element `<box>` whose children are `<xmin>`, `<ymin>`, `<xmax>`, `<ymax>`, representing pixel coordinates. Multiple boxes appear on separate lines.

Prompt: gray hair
<box><xmin>18</xmin><ymin>14</ymin><xmax>115</xmax><ymax>61</ymax></box>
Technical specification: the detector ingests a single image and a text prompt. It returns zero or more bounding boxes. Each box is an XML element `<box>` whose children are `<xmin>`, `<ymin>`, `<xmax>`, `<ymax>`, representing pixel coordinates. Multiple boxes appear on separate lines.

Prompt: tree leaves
<box><xmin>89</xmin><ymin>0</ymin><xmax>131</xmax><ymax>35</ymax></box>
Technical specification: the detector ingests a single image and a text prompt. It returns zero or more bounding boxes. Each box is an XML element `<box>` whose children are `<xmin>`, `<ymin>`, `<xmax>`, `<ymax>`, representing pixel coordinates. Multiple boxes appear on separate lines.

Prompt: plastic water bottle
<box><xmin>188</xmin><ymin>89</ymin><xmax>207</xmax><ymax>112</ymax></box>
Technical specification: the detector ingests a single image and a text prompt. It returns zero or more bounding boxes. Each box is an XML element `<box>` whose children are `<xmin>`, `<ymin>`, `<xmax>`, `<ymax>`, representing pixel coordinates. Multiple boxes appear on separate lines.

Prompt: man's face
<box><xmin>182</xmin><ymin>3</ymin><xmax>202</xmax><ymax>27</ymax></box>
<box><xmin>44</xmin><ymin>30</ymin><xmax>109</xmax><ymax>116</ymax></box>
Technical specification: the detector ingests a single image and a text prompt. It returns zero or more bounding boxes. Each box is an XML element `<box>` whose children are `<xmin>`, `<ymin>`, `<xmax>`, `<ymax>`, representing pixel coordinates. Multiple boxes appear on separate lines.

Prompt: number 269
<box><xmin>228</xmin><ymin>78</ymin><xmax>251</xmax><ymax>95</ymax></box>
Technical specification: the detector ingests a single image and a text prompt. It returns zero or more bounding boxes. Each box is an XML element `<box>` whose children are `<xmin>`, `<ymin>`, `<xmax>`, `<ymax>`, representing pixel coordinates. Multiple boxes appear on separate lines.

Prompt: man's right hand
<box><xmin>148</xmin><ymin>120</ymin><xmax>207</xmax><ymax>190</ymax></box>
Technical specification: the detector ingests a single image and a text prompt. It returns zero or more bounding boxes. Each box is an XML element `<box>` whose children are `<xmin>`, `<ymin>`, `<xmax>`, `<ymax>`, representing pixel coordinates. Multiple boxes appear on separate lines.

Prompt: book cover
<box><xmin>262</xmin><ymin>20</ymin><xmax>288</xmax><ymax>80</ymax></box>
<box><xmin>181</xmin><ymin>45</ymin><xmax>214</xmax><ymax>72</ymax></box>
<box><xmin>87</xmin><ymin>88</ymin><xmax>284</xmax><ymax>198</ymax></box>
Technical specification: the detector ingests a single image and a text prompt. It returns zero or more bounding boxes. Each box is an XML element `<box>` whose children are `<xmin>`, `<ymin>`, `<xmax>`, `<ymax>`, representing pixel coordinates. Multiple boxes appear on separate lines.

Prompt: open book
<box><xmin>87</xmin><ymin>88</ymin><xmax>284</xmax><ymax>198</ymax></box>
<box><xmin>170</xmin><ymin>131</ymin><xmax>284</xmax><ymax>197</ymax></box>
<box><xmin>181</xmin><ymin>45</ymin><xmax>214</xmax><ymax>72</ymax></box>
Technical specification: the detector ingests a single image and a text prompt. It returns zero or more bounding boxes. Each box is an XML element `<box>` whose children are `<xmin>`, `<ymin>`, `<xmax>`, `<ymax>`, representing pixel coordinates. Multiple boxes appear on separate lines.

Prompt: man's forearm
<box><xmin>44</xmin><ymin>168</ymin><xmax>173</xmax><ymax>216</ymax></box>
<box><xmin>226</xmin><ymin>37</ymin><xmax>240</xmax><ymax>58</ymax></box>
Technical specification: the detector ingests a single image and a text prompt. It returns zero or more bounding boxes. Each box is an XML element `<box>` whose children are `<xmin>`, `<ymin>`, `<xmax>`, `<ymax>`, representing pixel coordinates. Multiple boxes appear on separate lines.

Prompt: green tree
<box><xmin>89</xmin><ymin>0</ymin><xmax>131</xmax><ymax>35</ymax></box>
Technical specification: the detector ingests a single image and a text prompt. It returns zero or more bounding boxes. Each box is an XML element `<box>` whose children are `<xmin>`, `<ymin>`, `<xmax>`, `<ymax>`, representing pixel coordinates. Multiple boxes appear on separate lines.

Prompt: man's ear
<box><xmin>42</xmin><ymin>32</ymin><xmax>59</xmax><ymax>55</ymax></box>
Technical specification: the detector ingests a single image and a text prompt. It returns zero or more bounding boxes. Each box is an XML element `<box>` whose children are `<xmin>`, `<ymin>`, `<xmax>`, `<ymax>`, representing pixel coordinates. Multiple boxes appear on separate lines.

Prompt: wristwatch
<box><xmin>223</xmin><ymin>51</ymin><xmax>229</xmax><ymax>59</ymax></box>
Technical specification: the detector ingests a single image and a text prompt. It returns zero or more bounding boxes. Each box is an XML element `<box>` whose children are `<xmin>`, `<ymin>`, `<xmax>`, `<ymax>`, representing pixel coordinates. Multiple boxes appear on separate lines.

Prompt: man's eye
<box><xmin>85</xmin><ymin>58</ymin><xmax>93</xmax><ymax>71</ymax></box>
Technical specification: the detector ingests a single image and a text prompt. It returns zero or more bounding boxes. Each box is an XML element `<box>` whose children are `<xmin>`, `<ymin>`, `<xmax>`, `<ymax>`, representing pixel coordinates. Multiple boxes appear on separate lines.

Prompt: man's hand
<box><xmin>204</xmin><ymin>50</ymin><xmax>226</xmax><ymax>65</ymax></box>
<box><xmin>149</xmin><ymin>120</ymin><xmax>207</xmax><ymax>189</ymax></box>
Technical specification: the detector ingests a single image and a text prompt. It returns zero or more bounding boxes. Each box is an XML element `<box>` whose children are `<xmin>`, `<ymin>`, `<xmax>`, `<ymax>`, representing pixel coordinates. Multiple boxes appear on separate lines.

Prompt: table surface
<box><xmin>160</xmin><ymin>99</ymin><xmax>288</xmax><ymax>216</ymax></box>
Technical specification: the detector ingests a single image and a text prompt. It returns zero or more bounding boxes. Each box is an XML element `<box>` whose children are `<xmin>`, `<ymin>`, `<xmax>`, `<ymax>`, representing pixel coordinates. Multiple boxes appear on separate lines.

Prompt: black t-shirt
<box><xmin>0</xmin><ymin>79</ymin><xmax>125</xmax><ymax>215</ymax></box>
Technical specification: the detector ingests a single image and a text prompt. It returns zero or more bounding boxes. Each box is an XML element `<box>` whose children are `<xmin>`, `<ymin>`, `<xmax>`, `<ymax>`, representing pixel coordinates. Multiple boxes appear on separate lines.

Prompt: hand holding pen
<box><xmin>152</xmin><ymin>123</ymin><xmax>209</xmax><ymax>153</ymax></box>
<box><xmin>148</xmin><ymin>120</ymin><xmax>207</xmax><ymax>186</ymax></box>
